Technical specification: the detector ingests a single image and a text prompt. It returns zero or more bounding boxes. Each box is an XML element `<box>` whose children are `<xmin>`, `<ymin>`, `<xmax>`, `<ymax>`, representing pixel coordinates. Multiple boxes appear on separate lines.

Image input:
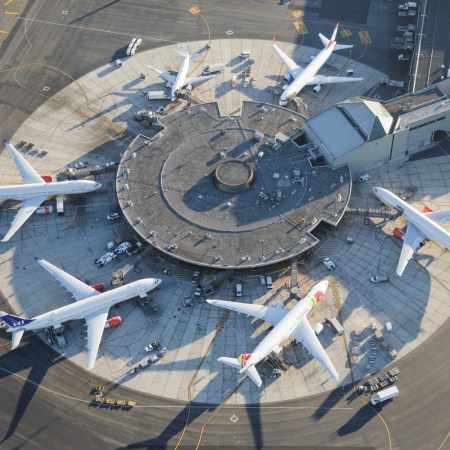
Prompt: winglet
<box><xmin>272</xmin><ymin>35</ymin><xmax>276</xmax><ymax>44</ymax></box>
<box><xmin>34</xmin><ymin>256</ymin><xmax>41</xmax><ymax>261</ymax></box>
<box><xmin>3</xmin><ymin>139</ymin><xmax>9</xmax><ymax>145</ymax></box>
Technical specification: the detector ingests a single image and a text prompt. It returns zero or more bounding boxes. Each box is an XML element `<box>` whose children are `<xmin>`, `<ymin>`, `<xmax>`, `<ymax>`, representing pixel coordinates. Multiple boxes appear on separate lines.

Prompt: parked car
<box><xmin>266</xmin><ymin>275</ymin><xmax>273</xmax><ymax>289</ymax></box>
<box><xmin>371</xmin><ymin>275</ymin><xmax>389</xmax><ymax>283</ymax></box>
<box><xmin>259</xmin><ymin>275</ymin><xmax>266</xmax><ymax>286</ymax></box>
<box><xmin>322</xmin><ymin>258</ymin><xmax>337</xmax><ymax>271</ymax></box>
<box><xmin>157</xmin><ymin>347</ymin><xmax>168</xmax><ymax>357</ymax></box>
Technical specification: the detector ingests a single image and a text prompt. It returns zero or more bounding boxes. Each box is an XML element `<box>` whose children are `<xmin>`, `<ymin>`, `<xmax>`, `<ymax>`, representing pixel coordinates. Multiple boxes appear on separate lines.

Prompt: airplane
<box><xmin>0</xmin><ymin>140</ymin><xmax>102</xmax><ymax>242</ymax></box>
<box><xmin>206</xmin><ymin>280</ymin><xmax>339</xmax><ymax>387</ymax></box>
<box><xmin>373</xmin><ymin>187</ymin><xmax>450</xmax><ymax>276</ymax></box>
<box><xmin>148</xmin><ymin>46</ymin><xmax>219</xmax><ymax>101</ymax></box>
<box><xmin>0</xmin><ymin>257</ymin><xmax>162</xmax><ymax>370</ymax></box>
<box><xmin>273</xmin><ymin>23</ymin><xmax>363</xmax><ymax>106</ymax></box>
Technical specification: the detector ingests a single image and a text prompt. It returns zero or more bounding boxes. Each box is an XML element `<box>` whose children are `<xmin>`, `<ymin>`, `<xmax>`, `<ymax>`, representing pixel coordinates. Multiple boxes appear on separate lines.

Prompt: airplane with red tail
<box><xmin>207</xmin><ymin>280</ymin><xmax>339</xmax><ymax>387</ymax></box>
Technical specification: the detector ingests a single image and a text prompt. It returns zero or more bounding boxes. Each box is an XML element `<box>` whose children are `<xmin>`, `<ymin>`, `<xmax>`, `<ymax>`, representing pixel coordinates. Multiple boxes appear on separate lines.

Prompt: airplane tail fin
<box><xmin>319</xmin><ymin>23</ymin><xmax>353</xmax><ymax>51</ymax></box>
<box><xmin>0</xmin><ymin>311</ymin><xmax>34</xmax><ymax>329</ymax></box>
<box><xmin>0</xmin><ymin>311</ymin><xmax>33</xmax><ymax>349</ymax></box>
<box><xmin>218</xmin><ymin>354</ymin><xmax>263</xmax><ymax>387</ymax></box>
<box><xmin>331</xmin><ymin>22</ymin><xmax>339</xmax><ymax>41</ymax></box>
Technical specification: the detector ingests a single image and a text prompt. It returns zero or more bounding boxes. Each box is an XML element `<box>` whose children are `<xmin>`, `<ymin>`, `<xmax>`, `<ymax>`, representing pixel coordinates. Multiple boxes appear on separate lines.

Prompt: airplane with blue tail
<box><xmin>0</xmin><ymin>257</ymin><xmax>161</xmax><ymax>370</ymax></box>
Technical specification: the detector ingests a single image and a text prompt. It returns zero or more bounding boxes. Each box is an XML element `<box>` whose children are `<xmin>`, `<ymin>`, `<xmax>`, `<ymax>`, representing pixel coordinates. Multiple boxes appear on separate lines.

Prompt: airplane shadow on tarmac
<box><xmin>0</xmin><ymin>332</ymin><xmax>64</xmax><ymax>444</ymax></box>
<box><xmin>120</xmin><ymin>376</ymin><xmax>264</xmax><ymax>449</ymax></box>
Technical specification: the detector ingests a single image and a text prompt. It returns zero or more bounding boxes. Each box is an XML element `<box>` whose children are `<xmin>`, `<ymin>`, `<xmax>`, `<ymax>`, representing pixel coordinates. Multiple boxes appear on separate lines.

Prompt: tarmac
<box><xmin>0</xmin><ymin>39</ymin><xmax>449</xmax><ymax>407</ymax></box>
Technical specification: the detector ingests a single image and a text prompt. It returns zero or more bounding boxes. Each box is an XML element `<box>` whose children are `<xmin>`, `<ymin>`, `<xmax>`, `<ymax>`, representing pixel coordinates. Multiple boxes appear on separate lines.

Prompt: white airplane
<box><xmin>0</xmin><ymin>257</ymin><xmax>162</xmax><ymax>370</ymax></box>
<box><xmin>148</xmin><ymin>46</ymin><xmax>219</xmax><ymax>101</ymax></box>
<box><xmin>373</xmin><ymin>187</ymin><xmax>450</xmax><ymax>276</ymax></box>
<box><xmin>207</xmin><ymin>280</ymin><xmax>339</xmax><ymax>387</ymax></box>
<box><xmin>0</xmin><ymin>140</ymin><xmax>102</xmax><ymax>242</ymax></box>
<box><xmin>273</xmin><ymin>23</ymin><xmax>363</xmax><ymax>106</ymax></box>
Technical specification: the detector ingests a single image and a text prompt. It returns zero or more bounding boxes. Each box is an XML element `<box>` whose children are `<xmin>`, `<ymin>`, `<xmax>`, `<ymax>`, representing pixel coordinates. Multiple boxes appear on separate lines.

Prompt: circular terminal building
<box><xmin>117</xmin><ymin>102</ymin><xmax>351</xmax><ymax>268</ymax></box>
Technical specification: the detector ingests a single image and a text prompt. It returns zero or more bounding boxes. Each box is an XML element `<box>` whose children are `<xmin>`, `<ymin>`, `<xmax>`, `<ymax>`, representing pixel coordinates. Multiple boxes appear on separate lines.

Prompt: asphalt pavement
<box><xmin>0</xmin><ymin>1</ymin><xmax>450</xmax><ymax>449</ymax></box>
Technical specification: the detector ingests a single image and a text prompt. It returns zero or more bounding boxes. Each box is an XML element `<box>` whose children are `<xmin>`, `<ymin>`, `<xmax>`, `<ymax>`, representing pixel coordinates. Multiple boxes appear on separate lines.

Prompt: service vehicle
<box><xmin>74</xmin><ymin>161</ymin><xmax>88</xmax><ymax>169</ymax></box>
<box><xmin>56</xmin><ymin>197</ymin><xmax>64</xmax><ymax>216</ymax></box>
<box><xmin>371</xmin><ymin>275</ymin><xmax>389</xmax><ymax>283</ymax></box>
<box><xmin>370</xmin><ymin>386</ymin><xmax>399</xmax><ymax>405</ymax></box>
<box><xmin>322</xmin><ymin>257</ymin><xmax>337</xmax><ymax>271</ymax></box>
<box><xmin>202</xmin><ymin>63</ymin><xmax>225</xmax><ymax>75</ymax></box>
<box><xmin>147</xmin><ymin>91</ymin><xmax>168</xmax><ymax>100</ymax></box>
<box><xmin>236</xmin><ymin>283</ymin><xmax>243</xmax><ymax>297</ymax></box>
<box><xmin>192</xmin><ymin>271</ymin><xmax>201</xmax><ymax>283</ymax></box>
<box><xmin>326</xmin><ymin>316</ymin><xmax>344</xmax><ymax>336</ymax></box>
<box><xmin>107</xmin><ymin>212</ymin><xmax>120</xmax><ymax>220</ymax></box>
<box><xmin>105</xmin><ymin>316</ymin><xmax>122</xmax><ymax>328</ymax></box>
<box><xmin>126</xmin><ymin>241</ymin><xmax>143</xmax><ymax>256</ymax></box>
<box><xmin>91</xmin><ymin>282</ymin><xmax>105</xmax><ymax>292</ymax></box>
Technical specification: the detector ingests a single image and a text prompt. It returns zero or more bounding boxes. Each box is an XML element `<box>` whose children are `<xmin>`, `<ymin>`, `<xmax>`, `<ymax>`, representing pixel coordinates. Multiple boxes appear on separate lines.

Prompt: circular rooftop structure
<box><xmin>117</xmin><ymin>102</ymin><xmax>351</xmax><ymax>268</ymax></box>
<box><xmin>214</xmin><ymin>159</ymin><xmax>254</xmax><ymax>193</ymax></box>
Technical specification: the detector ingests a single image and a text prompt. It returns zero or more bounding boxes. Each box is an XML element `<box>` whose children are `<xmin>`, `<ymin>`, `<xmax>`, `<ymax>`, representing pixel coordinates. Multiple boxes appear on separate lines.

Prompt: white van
<box><xmin>240</xmin><ymin>51</ymin><xmax>251</xmax><ymax>58</ymax></box>
<box><xmin>236</xmin><ymin>283</ymin><xmax>243</xmax><ymax>297</ymax></box>
<box><xmin>266</xmin><ymin>276</ymin><xmax>273</xmax><ymax>289</ymax></box>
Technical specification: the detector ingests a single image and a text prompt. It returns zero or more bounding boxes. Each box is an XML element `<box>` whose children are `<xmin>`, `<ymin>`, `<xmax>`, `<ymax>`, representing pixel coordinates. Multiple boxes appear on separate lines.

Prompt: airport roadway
<box><xmin>0</xmin><ymin>1</ymin><xmax>449</xmax><ymax>449</ymax></box>
<box><xmin>1</xmin><ymin>317</ymin><xmax>449</xmax><ymax>449</ymax></box>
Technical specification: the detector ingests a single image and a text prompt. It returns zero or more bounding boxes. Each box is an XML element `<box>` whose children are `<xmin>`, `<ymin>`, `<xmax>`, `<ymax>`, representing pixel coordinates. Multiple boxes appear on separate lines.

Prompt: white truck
<box><xmin>370</xmin><ymin>386</ymin><xmax>399</xmax><ymax>405</ymax></box>
<box><xmin>56</xmin><ymin>197</ymin><xmax>64</xmax><ymax>216</ymax></box>
<box><xmin>148</xmin><ymin>91</ymin><xmax>168</xmax><ymax>101</ymax></box>
<box><xmin>202</xmin><ymin>63</ymin><xmax>225</xmax><ymax>75</ymax></box>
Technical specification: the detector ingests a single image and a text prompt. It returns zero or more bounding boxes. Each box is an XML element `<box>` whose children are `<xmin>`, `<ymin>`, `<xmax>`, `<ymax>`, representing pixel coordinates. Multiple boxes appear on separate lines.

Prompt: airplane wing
<box><xmin>206</xmin><ymin>299</ymin><xmax>288</xmax><ymax>326</ymax></box>
<box><xmin>307</xmin><ymin>75</ymin><xmax>363</xmax><ymax>85</ymax></box>
<box><xmin>1</xmin><ymin>195</ymin><xmax>47</xmax><ymax>242</ymax></box>
<box><xmin>147</xmin><ymin>65</ymin><xmax>177</xmax><ymax>85</ymax></box>
<box><xmin>272</xmin><ymin>43</ymin><xmax>303</xmax><ymax>78</ymax></box>
<box><xmin>4</xmin><ymin>140</ymin><xmax>45</xmax><ymax>184</ymax></box>
<box><xmin>424</xmin><ymin>209</ymin><xmax>450</xmax><ymax>225</ymax></box>
<box><xmin>35</xmin><ymin>257</ymin><xmax>100</xmax><ymax>301</ymax></box>
<box><xmin>291</xmin><ymin>319</ymin><xmax>339</xmax><ymax>381</ymax></box>
<box><xmin>85</xmin><ymin>306</ymin><xmax>109</xmax><ymax>370</ymax></box>
<box><xmin>185</xmin><ymin>74</ymin><xmax>219</xmax><ymax>85</ymax></box>
<box><xmin>397</xmin><ymin>222</ymin><xmax>427</xmax><ymax>276</ymax></box>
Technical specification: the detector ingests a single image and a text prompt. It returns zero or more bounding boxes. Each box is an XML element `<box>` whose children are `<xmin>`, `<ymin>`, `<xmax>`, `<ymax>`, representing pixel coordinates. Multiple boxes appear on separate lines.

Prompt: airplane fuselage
<box><xmin>5</xmin><ymin>278</ymin><xmax>161</xmax><ymax>333</ymax></box>
<box><xmin>241</xmin><ymin>280</ymin><xmax>327</xmax><ymax>372</ymax></box>
<box><xmin>374</xmin><ymin>187</ymin><xmax>450</xmax><ymax>248</ymax></box>
<box><xmin>172</xmin><ymin>54</ymin><xmax>190</xmax><ymax>100</ymax></box>
<box><xmin>280</xmin><ymin>44</ymin><xmax>335</xmax><ymax>105</ymax></box>
<box><xmin>0</xmin><ymin>180</ymin><xmax>101</xmax><ymax>201</ymax></box>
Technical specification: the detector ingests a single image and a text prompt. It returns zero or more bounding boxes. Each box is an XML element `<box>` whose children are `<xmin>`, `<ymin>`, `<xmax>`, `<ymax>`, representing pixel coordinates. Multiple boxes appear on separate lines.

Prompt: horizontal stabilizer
<box><xmin>244</xmin><ymin>364</ymin><xmax>262</xmax><ymax>387</ymax></box>
<box><xmin>218</xmin><ymin>356</ymin><xmax>242</xmax><ymax>369</ymax></box>
<box><xmin>318</xmin><ymin>33</ymin><xmax>330</xmax><ymax>48</ymax></box>
<box><xmin>175</xmin><ymin>50</ymin><xmax>188</xmax><ymax>59</ymax></box>
<box><xmin>12</xmin><ymin>329</ymin><xmax>25</xmax><ymax>349</ymax></box>
<box><xmin>333</xmin><ymin>43</ymin><xmax>353</xmax><ymax>51</ymax></box>
<box><xmin>218</xmin><ymin>355</ymin><xmax>262</xmax><ymax>387</ymax></box>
